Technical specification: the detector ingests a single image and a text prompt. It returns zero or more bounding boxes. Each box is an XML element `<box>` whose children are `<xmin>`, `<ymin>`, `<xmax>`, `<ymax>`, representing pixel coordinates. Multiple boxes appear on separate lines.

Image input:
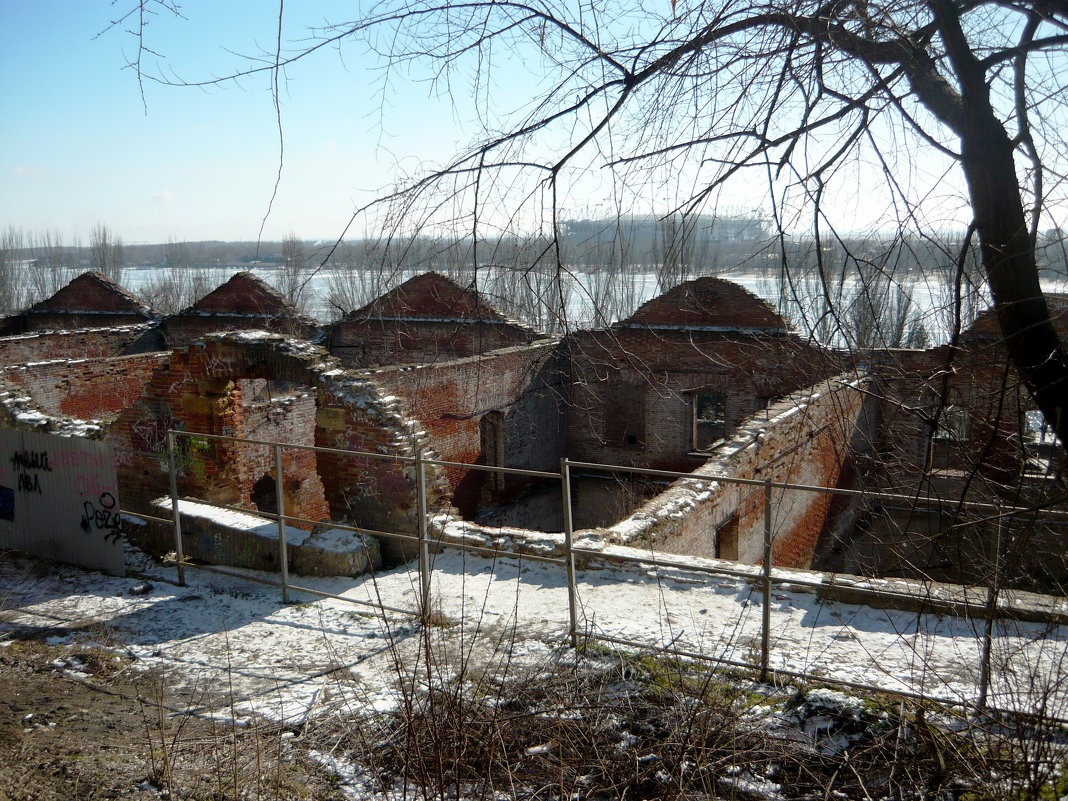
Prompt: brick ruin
<box><xmin>160</xmin><ymin>271</ymin><xmax>318</xmax><ymax>348</ymax></box>
<box><xmin>0</xmin><ymin>269</ymin><xmax>1064</xmax><ymax>588</ymax></box>
<box><xmin>327</xmin><ymin>272</ymin><xmax>541</xmax><ymax>367</ymax></box>
<box><xmin>0</xmin><ymin>271</ymin><xmax>155</xmax><ymax>335</ymax></box>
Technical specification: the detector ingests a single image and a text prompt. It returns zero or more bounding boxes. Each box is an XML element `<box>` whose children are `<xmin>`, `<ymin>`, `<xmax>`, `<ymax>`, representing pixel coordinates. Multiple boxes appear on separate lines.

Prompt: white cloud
<box><xmin>153</xmin><ymin>189</ymin><xmax>177</xmax><ymax>203</ymax></box>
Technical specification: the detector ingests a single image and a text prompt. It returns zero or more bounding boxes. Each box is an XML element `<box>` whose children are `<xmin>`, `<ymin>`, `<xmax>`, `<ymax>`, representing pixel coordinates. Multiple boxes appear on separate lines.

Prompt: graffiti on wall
<box><xmin>0</xmin><ymin>428</ymin><xmax>125</xmax><ymax>575</ymax></box>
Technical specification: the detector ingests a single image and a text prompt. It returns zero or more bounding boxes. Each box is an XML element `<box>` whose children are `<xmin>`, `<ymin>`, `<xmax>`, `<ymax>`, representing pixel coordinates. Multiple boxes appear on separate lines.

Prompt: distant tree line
<box><xmin>2</xmin><ymin>220</ymin><xmax>1065</xmax><ymax>347</ymax></box>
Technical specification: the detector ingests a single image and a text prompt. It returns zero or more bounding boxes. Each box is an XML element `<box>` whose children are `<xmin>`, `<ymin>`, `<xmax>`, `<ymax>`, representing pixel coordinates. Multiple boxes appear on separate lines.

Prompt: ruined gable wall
<box><xmin>603</xmin><ymin>375</ymin><xmax>868</xmax><ymax>569</ymax></box>
<box><xmin>567</xmin><ymin>329</ymin><xmax>841</xmax><ymax>472</ymax></box>
<box><xmin>233</xmin><ymin>384</ymin><xmax>328</xmax><ymax>526</ymax></box>
<box><xmin>107</xmin><ymin>337</ymin><xmax>338</xmax><ymax>522</ymax></box>
<box><xmin>0</xmin><ymin>353</ymin><xmax>169</xmax><ymax>422</ymax></box>
<box><xmin>367</xmin><ymin>340</ymin><xmax>567</xmax><ymax>518</ymax></box>
<box><xmin>162</xmin><ymin>313</ymin><xmax>317</xmax><ymax>348</ymax></box>
<box><xmin>314</xmin><ymin>369</ymin><xmax>454</xmax><ymax>562</ymax></box>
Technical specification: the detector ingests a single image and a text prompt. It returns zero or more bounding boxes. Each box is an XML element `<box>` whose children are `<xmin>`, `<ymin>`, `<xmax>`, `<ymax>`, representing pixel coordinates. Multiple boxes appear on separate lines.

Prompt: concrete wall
<box><xmin>0</xmin><ymin>428</ymin><xmax>125</xmax><ymax>575</ymax></box>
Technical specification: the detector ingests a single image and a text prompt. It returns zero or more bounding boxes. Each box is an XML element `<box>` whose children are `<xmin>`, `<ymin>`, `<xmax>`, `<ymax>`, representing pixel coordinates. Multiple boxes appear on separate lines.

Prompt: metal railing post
<box><xmin>416</xmin><ymin>449</ymin><xmax>430</xmax><ymax>619</ymax></box>
<box><xmin>561</xmin><ymin>458</ymin><xmax>579</xmax><ymax>649</ymax></box>
<box><xmin>977</xmin><ymin>516</ymin><xmax>1002</xmax><ymax>709</ymax></box>
<box><xmin>167</xmin><ymin>431</ymin><xmax>186</xmax><ymax>587</ymax></box>
<box><xmin>275</xmin><ymin>444</ymin><xmax>290</xmax><ymax>604</ymax></box>
<box><xmin>761</xmin><ymin>478</ymin><xmax>773</xmax><ymax>682</ymax></box>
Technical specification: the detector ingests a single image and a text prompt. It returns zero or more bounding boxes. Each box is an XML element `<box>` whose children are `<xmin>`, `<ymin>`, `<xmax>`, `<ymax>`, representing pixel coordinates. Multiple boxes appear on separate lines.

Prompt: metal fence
<box><xmin>159</xmin><ymin>429</ymin><xmax>1068</xmax><ymax>722</ymax></box>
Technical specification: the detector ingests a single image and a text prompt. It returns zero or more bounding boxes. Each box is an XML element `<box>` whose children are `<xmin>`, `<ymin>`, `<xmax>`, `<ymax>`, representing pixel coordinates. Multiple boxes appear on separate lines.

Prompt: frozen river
<box><xmin>119</xmin><ymin>263</ymin><xmax>1066</xmax><ymax>346</ymax></box>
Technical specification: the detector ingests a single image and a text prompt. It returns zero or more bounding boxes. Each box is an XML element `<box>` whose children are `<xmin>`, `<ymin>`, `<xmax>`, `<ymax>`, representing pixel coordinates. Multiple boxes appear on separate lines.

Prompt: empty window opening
<box><xmin>1024</xmin><ymin>410</ymin><xmax>1063</xmax><ymax>475</ymax></box>
<box><xmin>934</xmin><ymin>405</ymin><xmax>969</xmax><ymax>442</ymax></box>
<box><xmin>251</xmin><ymin>474</ymin><xmax>278</xmax><ymax>516</ymax></box>
<box><xmin>693</xmin><ymin>391</ymin><xmax>727</xmax><ymax>451</ymax></box>
<box><xmin>606</xmin><ymin>383</ymin><xmax>646</xmax><ymax>448</ymax></box>
<box><xmin>480</xmin><ymin>410</ymin><xmax>506</xmax><ymax>492</ymax></box>
<box><xmin>930</xmin><ymin>389</ymin><xmax>969</xmax><ymax>471</ymax></box>
<box><xmin>715</xmin><ymin>515</ymin><xmax>739</xmax><ymax>561</ymax></box>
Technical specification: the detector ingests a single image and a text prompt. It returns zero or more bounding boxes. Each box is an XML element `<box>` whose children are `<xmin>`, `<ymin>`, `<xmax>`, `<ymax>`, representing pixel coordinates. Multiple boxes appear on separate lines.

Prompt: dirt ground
<box><xmin>0</xmin><ymin>637</ymin><xmax>341</xmax><ymax>801</ymax></box>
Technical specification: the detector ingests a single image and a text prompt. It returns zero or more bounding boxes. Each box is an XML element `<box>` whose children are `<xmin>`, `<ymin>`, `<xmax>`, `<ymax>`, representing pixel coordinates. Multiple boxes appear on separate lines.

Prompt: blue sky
<box><xmin>0</xmin><ymin>0</ymin><xmax>477</xmax><ymax>243</ymax></box>
<box><xmin>0</xmin><ymin>1</ymin><xmax>1008</xmax><ymax>246</ymax></box>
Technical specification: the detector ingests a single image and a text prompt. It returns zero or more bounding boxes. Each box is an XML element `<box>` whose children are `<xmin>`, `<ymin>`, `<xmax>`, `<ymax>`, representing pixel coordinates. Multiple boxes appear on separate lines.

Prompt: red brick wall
<box><xmin>328</xmin><ymin>319</ymin><xmax>535</xmax><ymax>368</ymax></box>
<box><xmin>162</xmin><ymin>315</ymin><xmax>317</xmax><ymax>348</ymax></box>
<box><xmin>867</xmin><ymin>345</ymin><xmax>1035</xmax><ymax>493</ymax></box>
<box><xmin>603</xmin><ymin>375</ymin><xmax>869</xmax><ymax>569</ymax></box>
<box><xmin>107</xmin><ymin>338</ymin><xmax>334</xmax><ymax>526</ymax></box>
<box><xmin>103</xmin><ymin>335</ymin><xmax>450</xmax><ymax>563</ymax></box>
<box><xmin>0</xmin><ymin>353</ymin><xmax>168</xmax><ymax>422</ymax></box>
<box><xmin>567</xmin><ymin>328</ymin><xmax>841</xmax><ymax>472</ymax></box>
<box><xmin>369</xmin><ymin>340</ymin><xmax>567</xmax><ymax>517</ymax></box>
<box><xmin>0</xmin><ymin>325</ymin><xmax>154</xmax><ymax>363</ymax></box>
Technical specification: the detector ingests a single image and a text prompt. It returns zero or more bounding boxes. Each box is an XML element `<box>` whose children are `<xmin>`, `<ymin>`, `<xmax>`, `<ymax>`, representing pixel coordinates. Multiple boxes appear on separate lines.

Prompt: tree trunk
<box><xmin>959</xmin><ymin>106</ymin><xmax>1068</xmax><ymax>451</ymax></box>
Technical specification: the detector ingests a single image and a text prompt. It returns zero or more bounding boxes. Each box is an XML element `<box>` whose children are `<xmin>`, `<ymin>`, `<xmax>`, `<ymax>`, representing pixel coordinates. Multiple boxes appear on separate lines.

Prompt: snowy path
<box><xmin>1</xmin><ymin>548</ymin><xmax>1066</xmax><ymax>726</ymax></box>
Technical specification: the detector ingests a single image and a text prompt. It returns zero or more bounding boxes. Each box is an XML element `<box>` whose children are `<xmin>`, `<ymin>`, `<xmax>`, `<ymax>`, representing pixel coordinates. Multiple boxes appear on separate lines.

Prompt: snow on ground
<box><xmin>1</xmin><ymin>545</ymin><xmax>1066</xmax><ymax>729</ymax></box>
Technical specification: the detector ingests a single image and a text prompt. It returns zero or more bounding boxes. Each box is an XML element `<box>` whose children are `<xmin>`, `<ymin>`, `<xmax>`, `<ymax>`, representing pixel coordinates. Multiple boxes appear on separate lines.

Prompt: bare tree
<box><xmin>138</xmin><ymin>237</ymin><xmax>223</xmax><ymax>314</ymax></box>
<box><xmin>0</xmin><ymin>227</ymin><xmax>28</xmax><ymax>315</ymax></box>
<box><xmin>276</xmin><ymin>232</ymin><xmax>307</xmax><ymax>311</ymax></box>
<box><xmin>89</xmin><ymin>222</ymin><xmax>124</xmax><ymax>283</ymax></box>
<box><xmin>121</xmin><ymin>0</ymin><xmax>1068</xmax><ymax>448</ymax></box>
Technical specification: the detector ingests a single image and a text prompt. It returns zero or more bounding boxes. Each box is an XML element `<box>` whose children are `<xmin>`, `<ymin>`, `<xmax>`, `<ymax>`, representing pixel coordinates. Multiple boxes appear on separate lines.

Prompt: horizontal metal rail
<box><xmin>429</xmin><ymin>458</ymin><xmax>559</xmax><ymax>479</ymax></box>
<box><xmin>427</xmin><ymin>537</ymin><xmax>566</xmax><ymax>566</ymax></box>
<box><xmin>170</xmin><ymin>429</ymin><xmax>417</xmax><ymax>463</ymax></box>
<box><xmin>564</xmin><ymin>459</ymin><xmax>1068</xmax><ymax>518</ymax></box>
<box><xmin>169</xmin><ymin>430</ymin><xmax>1068</xmax><ymax>518</ymax></box>
<box><xmin>118</xmin><ymin>508</ymin><xmax>174</xmax><ymax>527</ymax></box>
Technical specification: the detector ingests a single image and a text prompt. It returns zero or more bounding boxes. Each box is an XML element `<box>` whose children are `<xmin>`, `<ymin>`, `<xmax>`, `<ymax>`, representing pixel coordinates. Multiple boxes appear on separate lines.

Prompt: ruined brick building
<box><xmin>0</xmin><ymin>269</ymin><xmax>1063</xmax><ymax>590</ymax></box>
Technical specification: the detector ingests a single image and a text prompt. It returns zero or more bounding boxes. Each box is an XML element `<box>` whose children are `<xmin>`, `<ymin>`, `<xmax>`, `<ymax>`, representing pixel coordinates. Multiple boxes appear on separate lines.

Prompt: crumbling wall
<box><xmin>106</xmin><ymin>336</ymin><xmax>335</xmax><ymax>527</ymax></box>
<box><xmin>160</xmin><ymin>271</ymin><xmax>318</xmax><ymax>348</ymax></box>
<box><xmin>163</xmin><ymin>312</ymin><xmax>317</xmax><ymax>349</ymax></box>
<box><xmin>368</xmin><ymin>340</ymin><xmax>568</xmax><ymax>518</ymax></box>
<box><xmin>314</xmin><ymin>371</ymin><xmax>453</xmax><ymax>562</ymax></box>
<box><xmin>869</xmin><ymin>345</ymin><xmax>1037</xmax><ymax>490</ymax></box>
<box><xmin>567</xmin><ymin>328</ymin><xmax>840</xmax><ymax>472</ymax></box>
<box><xmin>103</xmin><ymin>333</ymin><xmax>449</xmax><ymax>563</ymax></box>
<box><xmin>0</xmin><ymin>353</ymin><xmax>168</xmax><ymax>422</ymax></box>
<box><xmin>603</xmin><ymin>374</ymin><xmax>869</xmax><ymax>569</ymax></box>
<box><xmin>0</xmin><ymin>324</ymin><xmax>156</xmax><ymax>364</ymax></box>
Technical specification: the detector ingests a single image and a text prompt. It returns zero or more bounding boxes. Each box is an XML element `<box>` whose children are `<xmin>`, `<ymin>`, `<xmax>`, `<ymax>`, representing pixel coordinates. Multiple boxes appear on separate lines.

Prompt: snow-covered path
<box><xmin>1</xmin><ymin>547</ymin><xmax>1066</xmax><ymax>726</ymax></box>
